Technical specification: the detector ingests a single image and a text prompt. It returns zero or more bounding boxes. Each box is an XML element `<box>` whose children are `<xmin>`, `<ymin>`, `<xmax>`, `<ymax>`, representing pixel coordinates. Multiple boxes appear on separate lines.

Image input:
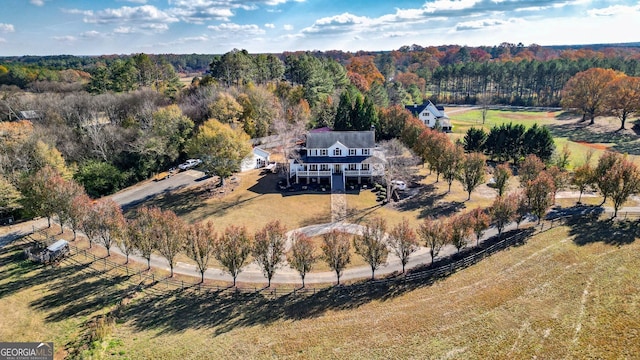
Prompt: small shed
<box><xmin>241</xmin><ymin>147</ymin><xmax>271</xmax><ymax>172</ymax></box>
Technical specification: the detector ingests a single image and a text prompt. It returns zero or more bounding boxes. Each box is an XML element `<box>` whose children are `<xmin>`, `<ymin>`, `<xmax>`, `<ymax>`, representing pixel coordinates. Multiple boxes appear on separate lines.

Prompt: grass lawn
<box><xmin>301</xmin><ymin>234</ymin><xmax>369</xmax><ymax>273</ymax></box>
<box><xmin>447</xmin><ymin>108</ymin><xmax>640</xmax><ymax>168</ymax></box>
<box><xmin>4</xmin><ymin>217</ymin><xmax>639</xmax><ymax>359</ymax></box>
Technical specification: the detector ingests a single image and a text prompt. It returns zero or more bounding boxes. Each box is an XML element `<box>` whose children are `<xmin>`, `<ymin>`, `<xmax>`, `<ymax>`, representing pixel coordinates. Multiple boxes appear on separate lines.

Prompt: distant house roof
<box><xmin>306</xmin><ymin>131</ymin><xmax>375</xmax><ymax>149</ymax></box>
<box><xmin>253</xmin><ymin>147</ymin><xmax>270</xmax><ymax>159</ymax></box>
<box><xmin>18</xmin><ymin>110</ymin><xmax>41</xmax><ymax>120</ymax></box>
<box><xmin>405</xmin><ymin>101</ymin><xmax>449</xmax><ymax>119</ymax></box>
<box><xmin>310</xmin><ymin>126</ymin><xmax>332</xmax><ymax>133</ymax></box>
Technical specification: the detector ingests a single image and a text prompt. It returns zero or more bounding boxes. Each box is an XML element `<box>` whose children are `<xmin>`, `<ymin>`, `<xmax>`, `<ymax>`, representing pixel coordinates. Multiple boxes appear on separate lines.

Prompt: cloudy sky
<box><xmin>1</xmin><ymin>0</ymin><xmax>639</xmax><ymax>56</ymax></box>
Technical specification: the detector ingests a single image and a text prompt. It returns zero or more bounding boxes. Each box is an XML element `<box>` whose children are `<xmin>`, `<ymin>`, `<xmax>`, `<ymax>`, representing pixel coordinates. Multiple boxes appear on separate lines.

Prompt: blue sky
<box><xmin>1</xmin><ymin>0</ymin><xmax>639</xmax><ymax>56</ymax></box>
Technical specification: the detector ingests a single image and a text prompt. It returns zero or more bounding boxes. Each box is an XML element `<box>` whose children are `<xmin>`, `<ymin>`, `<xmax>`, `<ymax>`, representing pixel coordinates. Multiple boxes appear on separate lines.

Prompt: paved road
<box><xmin>109</xmin><ymin>169</ymin><xmax>209</xmax><ymax>209</ymax></box>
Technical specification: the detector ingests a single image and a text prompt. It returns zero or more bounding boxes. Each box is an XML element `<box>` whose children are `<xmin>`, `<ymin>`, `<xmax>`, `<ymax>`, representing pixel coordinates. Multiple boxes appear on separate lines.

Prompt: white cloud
<box><xmin>0</xmin><ymin>23</ymin><xmax>15</xmax><ymax>33</ymax></box>
<box><xmin>84</xmin><ymin>5</ymin><xmax>178</xmax><ymax>25</ymax></box>
<box><xmin>265</xmin><ymin>23</ymin><xmax>275</xmax><ymax>28</ymax></box>
<box><xmin>120</xmin><ymin>0</ymin><xmax>148</xmax><ymax>3</ymax></box>
<box><xmin>423</xmin><ymin>0</ymin><xmax>483</xmax><ymax>12</ymax></box>
<box><xmin>52</xmin><ymin>35</ymin><xmax>76</xmax><ymax>42</ymax></box>
<box><xmin>208</xmin><ymin>23</ymin><xmax>266</xmax><ymax>35</ymax></box>
<box><xmin>114</xmin><ymin>26</ymin><xmax>135</xmax><ymax>34</ymax></box>
<box><xmin>63</xmin><ymin>8</ymin><xmax>94</xmax><ymax>16</ymax></box>
<box><xmin>302</xmin><ymin>12</ymin><xmax>372</xmax><ymax>34</ymax></box>
<box><xmin>0</xmin><ymin>38</ymin><xmax>6</xmax><ymax>43</ymax></box>
<box><xmin>30</xmin><ymin>0</ymin><xmax>45</xmax><ymax>6</ymax></box>
<box><xmin>588</xmin><ymin>4</ymin><xmax>640</xmax><ymax>17</ymax></box>
<box><xmin>455</xmin><ymin>18</ymin><xmax>512</xmax><ymax>31</ymax></box>
<box><xmin>283</xmin><ymin>24</ymin><xmax>293</xmax><ymax>31</ymax></box>
<box><xmin>80</xmin><ymin>30</ymin><xmax>102</xmax><ymax>38</ymax></box>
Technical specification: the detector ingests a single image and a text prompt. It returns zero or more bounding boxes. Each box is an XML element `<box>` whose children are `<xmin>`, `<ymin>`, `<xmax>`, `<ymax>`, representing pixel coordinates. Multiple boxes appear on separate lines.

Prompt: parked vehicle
<box><xmin>178</xmin><ymin>159</ymin><xmax>202</xmax><ymax>170</ymax></box>
<box><xmin>391</xmin><ymin>180</ymin><xmax>407</xmax><ymax>191</ymax></box>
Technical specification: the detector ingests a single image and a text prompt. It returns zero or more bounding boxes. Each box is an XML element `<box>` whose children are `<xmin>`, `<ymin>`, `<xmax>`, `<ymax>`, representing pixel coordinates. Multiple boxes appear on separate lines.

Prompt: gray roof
<box><xmin>405</xmin><ymin>101</ymin><xmax>448</xmax><ymax>119</ymax></box>
<box><xmin>306</xmin><ymin>131</ymin><xmax>375</xmax><ymax>149</ymax></box>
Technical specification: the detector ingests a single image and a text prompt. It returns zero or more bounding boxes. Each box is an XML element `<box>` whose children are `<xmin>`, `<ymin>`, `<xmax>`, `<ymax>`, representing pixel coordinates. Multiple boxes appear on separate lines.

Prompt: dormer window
<box><xmin>349</xmin><ymin>149</ymin><xmax>356</xmax><ymax>156</ymax></box>
<box><xmin>362</xmin><ymin>149</ymin><xmax>370</xmax><ymax>155</ymax></box>
<box><xmin>320</xmin><ymin>149</ymin><xmax>327</xmax><ymax>156</ymax></box>
<box><xmin>333</xmin><ymin>148</ymin><xmax>342</xmax><ymax>156</ymax></box>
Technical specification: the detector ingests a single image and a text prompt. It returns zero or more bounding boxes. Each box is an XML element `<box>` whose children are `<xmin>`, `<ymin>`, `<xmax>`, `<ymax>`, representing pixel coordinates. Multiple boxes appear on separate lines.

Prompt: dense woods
<box><xmin>1</xmin><ymin>42</ymin><xmax>640</xmax><ymax>221</ymax></box>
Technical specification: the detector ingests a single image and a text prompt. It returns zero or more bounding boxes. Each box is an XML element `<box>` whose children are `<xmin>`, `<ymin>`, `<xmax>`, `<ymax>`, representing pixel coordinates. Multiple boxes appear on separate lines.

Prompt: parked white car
<box><xmin>391</xmin><ymin>180</ymin><xmax>406</xmax><ymax>191</ymax></box>
<box><xmin>178</xmin><ymin>158</ymin><xmax>202</xmax><ymax>170</ymax></box>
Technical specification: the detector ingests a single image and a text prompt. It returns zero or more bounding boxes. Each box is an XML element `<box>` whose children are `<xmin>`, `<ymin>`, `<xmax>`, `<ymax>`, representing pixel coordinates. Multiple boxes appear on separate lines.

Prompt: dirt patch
<box><xmin>574</xmin><ymin>141</ymin><xmax>611</xmax><ymax>151</ymax></box>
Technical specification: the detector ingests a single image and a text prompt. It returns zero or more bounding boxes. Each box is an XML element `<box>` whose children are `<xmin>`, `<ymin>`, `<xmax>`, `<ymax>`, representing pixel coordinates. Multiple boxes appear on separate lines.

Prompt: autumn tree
<box><xmin>491</xmin><ymin>195</ymin><xmax>517</xmax><ymax>236</ymax></box>
<box><xmin>214</xmin><ymin>225</ymin><xmax>252</xmax><ymax>286</ymax></box>
<box><xmin>519</xmin><ymin>154</ymin><xmax>545</xmax><ymax>186</ymax></box>
<box><xmin>457</xmin><ymin>152</ymin><xmax>487</xmax><ymax>200</ymax></box>
<box><xmin>441</xmin><ymin>143</ymin><xmax>464</xmax><ymax>193</ymax></box>
<box><xmin>468</xmin><ymin>207</ymin><xmax>491</xmax><ymax>246</ymax></box>
<box><xmin>561</xmin><ymin>68</ymin><xmax>621</xmax><ymax>125</ymax></box>
<box><xmin>509</xmin><ymin>190</ymin><xmax>530</xmax><ymax>229</ymax></box>
<box><xmin>252</xmin><ymin>220</ymin><xmax>287</xmax><ymax>287</ymax></box>
<box><xmin>602</xmin><ymin>155</ymin><xmax>640</xmax><ymax>217</ymax></box>
<box><xmin>448</xmin><ymin>214</ymin><xmax>472</xmax><ymax>253</ymax></box>
<box><xmin>67</xmin><ymin>193</ymin><xmax>92</xmax><ymax>241</ymax></box>
<box><xmin>130</xmin><ymin>206</ymin><xmax>156</xmax><ymax>270</ymax></box>
<box><xmin>525</xmin><ymin>172</ymin><xmax>555</xmax><ymax>223</ymax></box>
<box><xmin>186</xmin><ymin>220</ymin><xmax>218</xmax><ymax>283</ymax></box>
<box><xmin>547</xmin><ymin>165</ymin><xmax>570</xmax><ymax>204</ymax></box>
<box><xmin>493</xmin><ymin>163</ymin><xmax>512</xmax><ymax>196</ymax></box>
<box><xmin>354</xmin><ymin>217</ymin><xmax>389</xmax><ymax>280</ymax></box>
<box><xmin>93</xmin><ymin>199</ymin><xmax>126</xmax><ymax>257</ymax></box>
<box><xmin>188</xmin><ymin>118</ymin><xmax>251</xmax><ymax>186</ymax></box>
<box><xmin>287</xmin><ymin>231</ymin><xmax>316</xmax><ymax>288</ymax></box>
<box><xmin>20</xmin><ymin>165</ymin><xmax>59</xmax><ymax>227</ymax></box>
<box><xmin>51</xmin><ymin>177</ymin><xmax>85</xmax><ymax>234</ymax></box>
<box><xmin>418</xmin><ymin>217</ymin><xmax>448</xmax><ymax>264</ymax></box>
<box><xmin>151</xmin><ymin>208</ymin><xmax>186</xmax><ymax>277</ymax></box>
<box><xmin>572</xmin><ymin>163</ymin><xmax>595</xmax><ymax>204</ymax></box>
<box><xmin>119</xmin><ymin>222</ymin><xmax>136</xmax><ymax>264</ymax></box>
<box><xmin>387</xmin><ymin>218</ymin><xmax>419</xmax><ymax>273</ymax></box>
<box><xmin>604</xmin><ymin>74</ymin><xmax>640</xmax><ymax>130</ymax></box>
<box><xmin>0</xmin><ymin>175</ymin><xmax>22</xmax><ymax>217</ymax></box>
<box><xmin>321</xmin><ymin>230</ymin><xmax>351</xmax><ymax>285</ymax></box>
<box><xmin>594</xmin><ymin>151</ymin><xmax>620</xmax><ymax>206</ymax></box>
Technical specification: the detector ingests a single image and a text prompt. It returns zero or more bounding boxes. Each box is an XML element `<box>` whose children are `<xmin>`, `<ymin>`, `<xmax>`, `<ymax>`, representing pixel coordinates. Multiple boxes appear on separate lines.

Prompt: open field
<box><xmin>447</xmin><ymin>108</ymin><xmax>640</xmax><ymax>168</ymax></box>
<box><xmin>2</xmin><ymin>216</ymin><xmax>639</xmax><ymax>359</ymax></box>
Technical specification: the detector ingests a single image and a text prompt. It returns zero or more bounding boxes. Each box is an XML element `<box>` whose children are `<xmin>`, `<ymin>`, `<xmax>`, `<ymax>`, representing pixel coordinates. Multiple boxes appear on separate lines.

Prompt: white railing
<box><xmin>295</xmin><ymin>170</ymin><xmax>332</xmax><ymax>177</ymax></box>
<box><xmin>343</xmin><ymin>170</ymin><xmax>372</xmax><ymax>176</ymax></box>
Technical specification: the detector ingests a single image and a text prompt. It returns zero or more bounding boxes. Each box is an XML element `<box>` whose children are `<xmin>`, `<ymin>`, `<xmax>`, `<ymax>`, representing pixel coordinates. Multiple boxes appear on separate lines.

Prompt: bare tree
<box><xmin>354</xmin><ymin>217</ymin><xmax>389</xmax><ymax>280</ymax></box>
<box><xmin>287</xmin><ymin>231</ymin><xmax>317</xmax><ymax>288</ymax></box>
<box><xmin>214</xmin><ymin>225</ymin><xmax>252</xmax><ymax>286</ymax></box>
<box><xmin>387</xmin><ymin>218</ymin><xmax>419</xmax><ymax>273</ymax></box>
<box><xmin>186</xmin><ymin>221</ymin><xmax>218</xmax><ymax>283</ymax></box>
<box><xmin>321</xmin><ymin>230</ymin><xmax>351</xmax><ymax>285</ymax></box>
<box><xmin>418</xmin><ymin>217</ymin><xmax>449</xmax><ymax>265</ymax></box>
<box><xmin>119</xmin><ymin>222</ymin><xmax>137</xmax><ymax>264</ymax></box>
<box><xmin>272</xmin><ymin>100</ymin><xmax>307</xmax><ymax>187</ymax></box>
<box><xmin>252</xmin><ymin>220</ymin><xmax>287</xmax><ymax>287</ymax></box>
<box><xmin>379</xmin><ymin>139</ymin><xmax>417</xmax><ymax>202</ymax></box>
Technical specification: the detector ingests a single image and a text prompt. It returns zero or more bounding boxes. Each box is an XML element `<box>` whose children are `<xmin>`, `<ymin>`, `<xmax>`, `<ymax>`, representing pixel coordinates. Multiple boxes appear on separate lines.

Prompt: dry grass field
<box><xmin>2</xmin><ymin>217</ymin><xmax>639</xmax><ymax>359</ymax></box>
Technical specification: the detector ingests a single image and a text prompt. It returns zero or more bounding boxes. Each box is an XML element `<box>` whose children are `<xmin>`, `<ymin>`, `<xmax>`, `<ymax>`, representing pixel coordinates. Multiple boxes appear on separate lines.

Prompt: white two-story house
<box><xmin>289</xmin><ymin>130</ymin><xmax>385</xmax><ymax>190</ymax></box>
<box><xmin>405</xmin><ymin>101</ymin><xmax>452</xmax><ymax>131</ymax></box>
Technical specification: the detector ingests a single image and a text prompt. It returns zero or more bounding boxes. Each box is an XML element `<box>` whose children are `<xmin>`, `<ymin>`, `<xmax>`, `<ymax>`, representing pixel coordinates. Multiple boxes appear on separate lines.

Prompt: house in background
<box><xmin>289</xmin><ymin>130</ymin><xmax>385</xmax><ymax>191</ymax></box>
<box><xmin>405</xmin><ymin>101</ymin><xmax>452</xmax><ymax>131</ymax></box>
<box><xmin>240</xmin><ymin>147</ymin><xmax>271</xmax><ymax>172</ymax></box>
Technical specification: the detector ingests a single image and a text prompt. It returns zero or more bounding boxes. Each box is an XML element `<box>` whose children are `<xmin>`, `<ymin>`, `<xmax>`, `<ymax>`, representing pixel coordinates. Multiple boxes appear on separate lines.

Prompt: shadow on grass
<box><xmin>547</xmin><ymin>122</ymin><xmax>639</xmax><ymax>154</ymax></box>
<box><xmin>393</xmin><ymin>183</ymin><xmax>465</xmax><ymax>219</ymax></box>
<box><xmin>117</xmin><ymin>227</ymin><xmax>536</xmax><ymax>337</ymax></box>
<box><xmin>565</xmin><ymin>209</ymin><xmax>639</xmax><ymax>246</ymax></box>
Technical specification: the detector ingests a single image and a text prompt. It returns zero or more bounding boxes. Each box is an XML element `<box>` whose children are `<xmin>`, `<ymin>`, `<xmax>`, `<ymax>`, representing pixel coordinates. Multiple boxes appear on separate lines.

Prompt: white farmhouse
<box><xmin>289</xmin><ymin>130</ymin><xmax>385</xmax><ymax>190</ymax></box>
<box><xmin>405</xmin><ymin>101</ymin><xmax>452</xmax><ymax>131</ymax></box>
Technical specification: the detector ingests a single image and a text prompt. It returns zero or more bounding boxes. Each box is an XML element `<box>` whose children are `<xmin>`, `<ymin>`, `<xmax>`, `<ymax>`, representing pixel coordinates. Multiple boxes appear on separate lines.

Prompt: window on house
<box><xmin>320</xmin><ymin>149</ymin><xmax>327</xmax><ymax>156</ymax></box>
<box><xmin>333</xmin><ymin>148</ymin><xmax>342</xmax><ymax>156</ymax></box>
<box><xmin>349</xmin><ymin>149</ymin><xmax>356</xmax><ymax>156</ymax></box>
<box><xmin>362</xmin><ymin>164</ymin><xmax>370</xmax><ymax>170</ymax></box>
<box><xmin>362</xmin><ymin>149</ymin><xmax>370</xmax><ymax>155</ymax></box>
<box><xmin>320</xmin><ymin>164</ymin><xmax>329</xmax><ymax>171</ymax></box>
<box><xmin>310</xmin><ymin>164</ymin><xmax>318</xmax><ymax>171</ymax></box>
<box><xmin>348</xmin><ymin>164</ymin><xmax>357</xmax><ymax>170</ymax></box>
